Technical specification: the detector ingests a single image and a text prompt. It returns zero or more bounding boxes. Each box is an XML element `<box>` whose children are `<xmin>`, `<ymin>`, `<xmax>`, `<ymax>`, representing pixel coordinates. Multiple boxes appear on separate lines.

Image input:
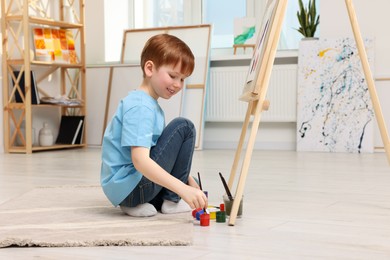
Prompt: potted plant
<box><xmin>296</xmin><ymin>0</ymin><xmax>320</xmax><ymax>38</ymax></box>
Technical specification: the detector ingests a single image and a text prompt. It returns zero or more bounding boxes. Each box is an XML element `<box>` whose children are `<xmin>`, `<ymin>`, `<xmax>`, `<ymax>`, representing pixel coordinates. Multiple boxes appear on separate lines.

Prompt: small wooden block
<box><xmin>250</xmin><ymin>100</ymin><xmax>270</xmax><ymax>115</ymax></box>
<box><xmin>262</xmin><ymin>100</ymin><xmax>270</xmax><ymax>111</ymax></box>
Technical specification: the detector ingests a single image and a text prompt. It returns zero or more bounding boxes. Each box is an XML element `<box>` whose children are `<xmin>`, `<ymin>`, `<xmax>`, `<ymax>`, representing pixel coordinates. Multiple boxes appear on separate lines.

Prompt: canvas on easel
<box><xmin>239</xmin><ymin>0</ymin><xmax>279</xmax><ymax>102</ymax></box>
<box><xmin>226</xmin><ymin>0</ymin><xmax>288</xmax><ymax>226</ymax></box>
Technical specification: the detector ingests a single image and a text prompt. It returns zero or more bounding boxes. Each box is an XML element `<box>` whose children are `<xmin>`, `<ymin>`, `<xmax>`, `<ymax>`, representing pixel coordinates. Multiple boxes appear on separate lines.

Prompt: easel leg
<box><xmin>345</xmin><ymin>0</ymin><xmax>390</xmax><ymax>164</ymax></box>
<box><xmin>227</xmin><ymin>0</ymin><xmax>288</xmax><ymax>225</ymax></box>
<box><xmin>102</xmin><ymin>67</ymin><xmax>114</xmax><ymax>142</ymax></box>
<box><xmin>228</xmin><ymin>101</ymin><xmax>254</xmax><ymax>190</ymax></box>
<box><xmin>229</xmin><ymin>100</ymin><xmax>264</xmax><ymax>226</ymax></box>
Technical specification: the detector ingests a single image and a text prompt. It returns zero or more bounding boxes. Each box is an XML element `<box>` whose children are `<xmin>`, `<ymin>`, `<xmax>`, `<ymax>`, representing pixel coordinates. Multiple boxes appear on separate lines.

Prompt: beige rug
<box><xmin>0</xmin><ymin>186</ymin><xmax>193</xmax><ymax>247</ymax></box>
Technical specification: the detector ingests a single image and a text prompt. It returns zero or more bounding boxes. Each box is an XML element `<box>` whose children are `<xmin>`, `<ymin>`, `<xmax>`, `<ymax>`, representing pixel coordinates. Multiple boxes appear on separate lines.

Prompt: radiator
<box><xmin>205</xmin><ymin>64</ymin><xmax>298</xmax><ymax>122</ymax></box>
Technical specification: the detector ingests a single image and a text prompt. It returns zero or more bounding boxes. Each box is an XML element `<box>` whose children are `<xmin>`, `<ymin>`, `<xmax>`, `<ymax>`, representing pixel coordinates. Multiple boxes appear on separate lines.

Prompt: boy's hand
<box><xmin>180</xmin><ymin>185</ymin><xmax>208</xmax><ymax>210</ymax></box>
<box><xmin>188</xmin><ymin>175</ymin><xmax>200</xmax><ymax>189</ymax></box>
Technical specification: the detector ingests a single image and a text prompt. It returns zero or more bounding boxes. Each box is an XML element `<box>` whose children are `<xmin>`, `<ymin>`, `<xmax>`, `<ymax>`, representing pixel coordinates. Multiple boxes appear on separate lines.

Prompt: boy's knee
<box><xmin>173</xmin><ymin>117</ymin><xmax>193</xmax><ymax>127</ymax></box>
<box><xmin>172</xmin><ymin>117</ymin><xmax>196</xmax><ymax>135</ymax></box>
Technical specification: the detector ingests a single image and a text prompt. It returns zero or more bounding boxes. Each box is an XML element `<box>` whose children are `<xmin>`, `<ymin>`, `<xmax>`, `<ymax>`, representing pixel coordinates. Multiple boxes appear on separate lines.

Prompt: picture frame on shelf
<box><xmin>32</xmin><ymin>27</ymin><xmax>78</xmax><ymax>64</ymax></box>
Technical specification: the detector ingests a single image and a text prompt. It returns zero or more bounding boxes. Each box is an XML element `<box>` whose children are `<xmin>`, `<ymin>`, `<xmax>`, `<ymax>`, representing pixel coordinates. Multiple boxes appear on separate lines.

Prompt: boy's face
<box><xmin>148</xmin><ymin>62</ymin><xmax>188</xmax><ymax>100</ymax></box>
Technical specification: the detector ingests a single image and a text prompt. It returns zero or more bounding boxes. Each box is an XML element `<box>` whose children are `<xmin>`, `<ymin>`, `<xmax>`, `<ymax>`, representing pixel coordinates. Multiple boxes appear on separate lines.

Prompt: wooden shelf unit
<box><xmin>1</xmin><ymin>0</ymin><xmax>86</xmax><ymax>153</ymax></box>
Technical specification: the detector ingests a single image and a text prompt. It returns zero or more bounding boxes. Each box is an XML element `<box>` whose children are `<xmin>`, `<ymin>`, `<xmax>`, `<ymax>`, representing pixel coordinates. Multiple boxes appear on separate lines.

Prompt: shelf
<box><xmin>6</xmin><ymin>103</ymin><xmax>84</xmax><ymax>109</ymax></box>
<box><xmin>6</xmin><ymin>15</ymin><xmax>83</xmax><ymax>29</ymax></box>
<box><xmin>32</xmin><ymin>61</ymin><xmax>83</xmax><ymax>68</ymax></box>
<box><xmin>7</xmin><ymin>59</ymin><xmax>83</xmax><ymax>68</ymax></box>
<box><xmin>8</xmin><ymin>144</ymin><xmax>86</xmax><ymax>153</ymax></box>
<box><xmin>2</xmin><ymin>0</ymin><xmax>86</xmax><ymax>154</ymax></box>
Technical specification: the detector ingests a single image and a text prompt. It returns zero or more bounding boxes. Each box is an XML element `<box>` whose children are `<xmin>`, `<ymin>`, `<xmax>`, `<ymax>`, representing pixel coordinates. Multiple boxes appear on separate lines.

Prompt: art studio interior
<box><xmin>1</xmin><ymin>0</ymin><xmax>390</xmax><ymax>258</ymax></box>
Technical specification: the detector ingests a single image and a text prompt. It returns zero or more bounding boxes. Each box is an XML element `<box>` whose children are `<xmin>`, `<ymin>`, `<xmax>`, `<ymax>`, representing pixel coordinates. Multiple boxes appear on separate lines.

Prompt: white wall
<box><xmin>85</xmin><ymin>0</ymin><xmax>105</xmax><ymax>64</ymax></box>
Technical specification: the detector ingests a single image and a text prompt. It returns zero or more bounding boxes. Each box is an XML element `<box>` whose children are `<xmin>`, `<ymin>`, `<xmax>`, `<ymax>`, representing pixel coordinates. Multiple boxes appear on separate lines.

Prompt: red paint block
<box><xmin>192</xmin><ymin>208</ymin><xmax>202</xmax><ymax>218</ymax></box>
<box><xmin>200</xmin><ymin>213</ymin><xmax>210</xmax><ymax>226</ymax></box>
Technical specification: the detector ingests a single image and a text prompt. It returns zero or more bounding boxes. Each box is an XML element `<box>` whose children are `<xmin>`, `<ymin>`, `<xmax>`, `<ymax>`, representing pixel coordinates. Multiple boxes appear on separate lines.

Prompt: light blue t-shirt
<box><xmin>101</xmin><ymin>90</ymin><xmax>165</xmax><ymax>206</ymax></box>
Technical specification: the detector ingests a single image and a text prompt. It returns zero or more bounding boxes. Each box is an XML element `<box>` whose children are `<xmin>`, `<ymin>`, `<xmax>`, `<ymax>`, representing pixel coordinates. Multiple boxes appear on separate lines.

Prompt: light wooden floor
<box><xmin>1</xmin><ymin>147</ymin><xmax>390</xmax><ymax>259</ymax></box>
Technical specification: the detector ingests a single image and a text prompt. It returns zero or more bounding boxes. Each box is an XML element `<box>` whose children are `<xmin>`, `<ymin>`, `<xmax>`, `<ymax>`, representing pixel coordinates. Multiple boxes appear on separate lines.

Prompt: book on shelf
<box><xmin>71</xmin><ymin>119</ymin><xmax>84</xmax><ymax>145</ymax></box>
<box><xmin>11</xmin><ymin>70</ymin><xmax>40</xmax><ymax>105</ymax></box>
<box><xmin>32</xmin><ymin>27</ymin><xmax>78</xmax><ymax>64</ymax></box>
<box><xmin>40</xmin><ymin>96</ymin><xmax>82</xmax><ymax>106</ymax></box>
<box><xmin>55</xmin><ymin>115</ymin><xmax>85</xmax><ymax>145</ymax></box>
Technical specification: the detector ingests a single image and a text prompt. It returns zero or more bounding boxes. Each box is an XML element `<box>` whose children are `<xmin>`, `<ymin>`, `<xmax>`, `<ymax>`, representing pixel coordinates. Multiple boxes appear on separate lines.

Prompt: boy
<box><xmin>101</xmin><ymin>34</ymin><xmax>208</xmax><ymax>217</ymax></box>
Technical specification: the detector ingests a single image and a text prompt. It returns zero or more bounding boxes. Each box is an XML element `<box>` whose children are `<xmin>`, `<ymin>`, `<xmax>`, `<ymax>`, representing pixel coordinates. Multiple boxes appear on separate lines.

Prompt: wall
<box><xmin>85</xmin><ymin>0</ymin><xmax>105</xmax><ymax>64</ymax></box>
<box><xmin>203</xmin><ymin>52</ymin><xmax>298</xmax><ymax>150</ymax></box>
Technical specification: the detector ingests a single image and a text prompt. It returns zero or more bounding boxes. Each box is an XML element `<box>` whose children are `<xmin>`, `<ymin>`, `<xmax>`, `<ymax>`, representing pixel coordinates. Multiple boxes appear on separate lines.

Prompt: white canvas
<box><xmin>297</xmin><ymin>38</ymin><xmax>375</xmax><ymax>153</ymax></box>
<box><xmin>233</xmin><ymin>17</ymin><xmax>257</xmax><ymax>45</ymax></box>
<box><xmin>240</xmin><ymin>0</ymin><xmax>278</xmax><ymax>99</ymax></box>
<box><xmin>120</xmin><ymin>26</ymin><xmax>211</xmax><ymax>149</ymax></box>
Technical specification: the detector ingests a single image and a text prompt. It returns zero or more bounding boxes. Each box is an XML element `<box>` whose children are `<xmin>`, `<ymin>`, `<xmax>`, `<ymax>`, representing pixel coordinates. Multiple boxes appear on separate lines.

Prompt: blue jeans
<box><xmin>119</xmin><ymin>117</ymin><xmax>196</xmax><ymax>210</ymax></box>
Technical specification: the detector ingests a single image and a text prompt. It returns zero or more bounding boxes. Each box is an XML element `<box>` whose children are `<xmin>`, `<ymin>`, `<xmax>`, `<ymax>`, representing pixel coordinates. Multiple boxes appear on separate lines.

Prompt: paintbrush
<box><xmin>197</xmin><ymin>172</ymin><xmax>203</xmax><ymax>190</ymax></box>
<box><xmin>197</xmin><ymin>172</ymin><xmax>208</xmax><ymax>213</ymax></box>
<box><xmin>219</xmin><ymin>172</ymin><xmax>233</xmax><ymax>201</ymax></box>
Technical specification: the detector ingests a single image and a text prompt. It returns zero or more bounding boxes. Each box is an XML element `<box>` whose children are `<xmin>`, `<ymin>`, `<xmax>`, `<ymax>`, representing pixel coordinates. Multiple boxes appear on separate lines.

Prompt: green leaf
<box><xmin>295</xmin><ymin>0</ymin><xmax>319</xmax><ymax>38</ymax></box>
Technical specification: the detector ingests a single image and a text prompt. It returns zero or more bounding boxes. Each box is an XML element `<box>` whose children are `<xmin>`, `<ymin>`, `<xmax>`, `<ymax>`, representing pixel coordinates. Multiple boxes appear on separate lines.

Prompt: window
<box><xmin>203</xmin><ymin>0</ymin><xmax>246</xmax><ymax>48</ymax></box>
<box><xmin>104</xmin><ymin>0</ymin><xmax>197</xmax><ymax>62</ymax></box>
<box><xmin>134</xmin><ymin>0</ymin><xmax>185</xmax><ymax>28</ymax></box>
<box><xmin>103</xmin><ymin>0</ymin><xmax>319</xmax><ymax>62</ymax></box>
<box><xmin>280</xmin><ymin>0</ymin><xmax>320</xmax><ymax>50</ymax></box>
<box><xmin>104</xmin><ymin>0</ymin><xmax>130</xmax><ymax>62</ymax></box>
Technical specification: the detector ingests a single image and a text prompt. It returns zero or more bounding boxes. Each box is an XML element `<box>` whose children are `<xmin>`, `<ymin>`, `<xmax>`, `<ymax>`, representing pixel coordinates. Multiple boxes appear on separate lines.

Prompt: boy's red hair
<box><xmin>140</xmin><ymin>34</ymin><xmax>195</xmax><ymax>78</ymax></box>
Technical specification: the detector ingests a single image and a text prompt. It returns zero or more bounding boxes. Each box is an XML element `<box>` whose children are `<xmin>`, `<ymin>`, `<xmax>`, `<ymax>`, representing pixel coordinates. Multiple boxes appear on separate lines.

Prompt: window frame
<box><xmin>103</xmin><ymin>0</ymin><xmax>307</xmax><ymax>62</ymax></box>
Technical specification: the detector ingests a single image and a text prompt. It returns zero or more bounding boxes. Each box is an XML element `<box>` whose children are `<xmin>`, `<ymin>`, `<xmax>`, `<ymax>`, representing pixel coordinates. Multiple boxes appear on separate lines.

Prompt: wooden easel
<box><xmin>227</xmin><ymin>0</ymin><xmax>390</xmax><ymax>226</ymax></box>
<box><xmin>227</xmin><ymin>0</ymin><xmax>288</xmax><ymax>226</ymax></box>
<box><xmin>345</xmin><ymin>0</ymin><xmax>390</xmax><ymax>163</ymax></box>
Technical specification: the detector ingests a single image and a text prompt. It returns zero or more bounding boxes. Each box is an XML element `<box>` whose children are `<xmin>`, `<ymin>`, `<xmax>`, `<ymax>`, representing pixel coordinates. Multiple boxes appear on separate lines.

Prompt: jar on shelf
<box><xmin>39</xmin><ymin>122</ymin><xmax>54</xmax><ymax>146</ymax></box>
<box><xmin>63</xmin><ymin>2</ymin><xmax>75</xmax><ymax>23</ymax></box>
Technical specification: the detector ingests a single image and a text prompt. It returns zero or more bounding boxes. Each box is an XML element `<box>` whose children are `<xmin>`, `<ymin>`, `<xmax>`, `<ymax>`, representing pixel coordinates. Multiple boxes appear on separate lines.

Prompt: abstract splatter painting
<box><xmin>297</xmin><ymin>38</ymin><xmax>374</xmax><ymax>153</ymax></box>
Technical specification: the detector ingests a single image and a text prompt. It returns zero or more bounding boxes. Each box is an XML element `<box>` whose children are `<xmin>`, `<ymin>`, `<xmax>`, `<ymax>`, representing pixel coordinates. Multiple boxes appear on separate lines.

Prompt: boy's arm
<box><xmin>131</xmin><ymin>146</ymin><xmax>207</xmax><ymax>209</ymax></box>
<box><xmin>188</xmin><ymin>175</ymin><xmax>200</xmax><ymax>189</ymax></box>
